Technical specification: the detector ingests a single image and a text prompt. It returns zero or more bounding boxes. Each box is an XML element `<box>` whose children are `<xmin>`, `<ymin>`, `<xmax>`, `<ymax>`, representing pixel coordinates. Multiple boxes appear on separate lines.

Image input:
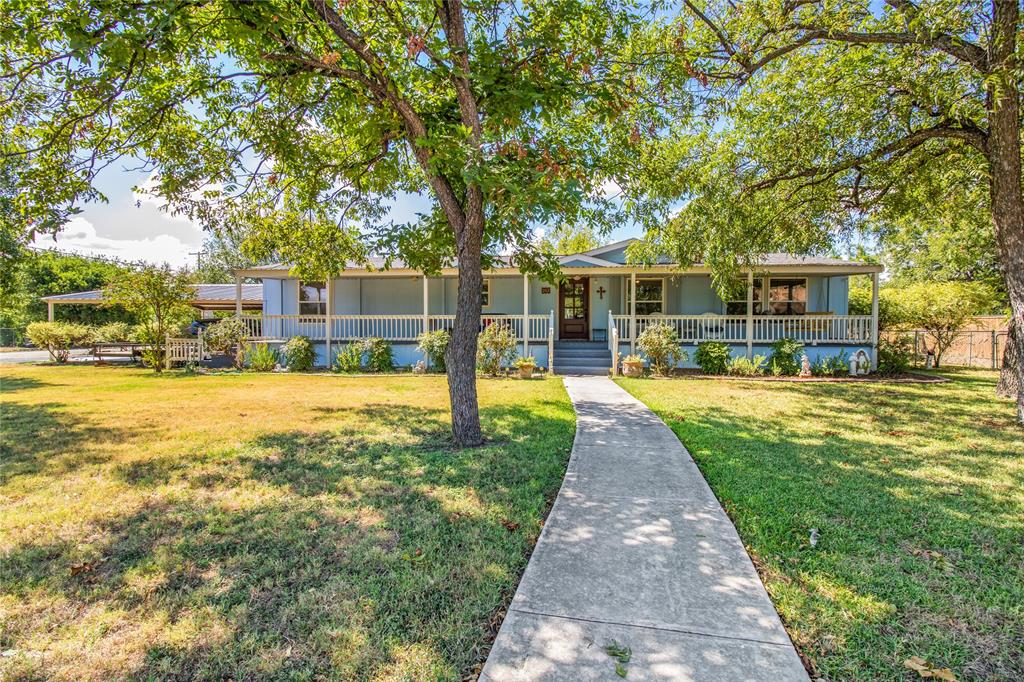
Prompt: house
<box><xmin>229</xmin><ymin>239</ymin><xmax>882</xmax><ymax>375</ymax></box>
<box><xmin>41</xmin><ymin>284</ymin><xmax>264</xmax><ymax>320</ymax></box>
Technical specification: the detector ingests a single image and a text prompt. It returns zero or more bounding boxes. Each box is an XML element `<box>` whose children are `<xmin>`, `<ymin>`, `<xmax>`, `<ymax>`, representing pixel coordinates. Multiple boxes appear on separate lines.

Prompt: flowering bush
<box><xmin>477</xmin><ymin>322</ymin><xmax>517</xmax><ymax>375</ymax></box>
<box><xmin>282</xmin><ymin>335</ymin><xmax>316</xmax><ymax>371</ymax></box>
<box><xmin>636</xmin><ymin>322</ymin><xmax>686</xmax><ymax>375</ymax></box>
<box><xmin>26</xmin><ymin>322</ymin><xmax>93</xmax><ymax>362</ymax></box>
<box><xmin>416</xmin><ymin>329</ymin><xmax>450</xmax><ymax>371</ymax></box>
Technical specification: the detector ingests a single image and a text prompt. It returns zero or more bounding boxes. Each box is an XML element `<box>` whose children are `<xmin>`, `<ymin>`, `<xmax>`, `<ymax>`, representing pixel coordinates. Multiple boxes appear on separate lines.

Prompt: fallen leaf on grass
<box><xmin>904</xmin><ymin>656</ymin><xmax>957</xmax><ymax>680</ymax></box>
<box><xmin>501</xmin><ymin>519</ymin><xmax>520</xmax><ymax>532</ymax></box>
<box><xmin>70</xmin><ymin>561</ymin><xmax>95</xmax><ymax>576</ymax></box>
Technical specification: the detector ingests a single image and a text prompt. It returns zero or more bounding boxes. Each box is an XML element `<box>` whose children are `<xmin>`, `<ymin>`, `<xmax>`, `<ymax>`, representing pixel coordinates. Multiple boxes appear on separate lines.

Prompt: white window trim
<box><xmin>724</xmin><ymin>277</ymin><xmax>764</xmax><ymax>315</ymax></box>
<box><xmin>626</xmin><ymin>277</ymin><xmax>665</xmax><ymax>315</ymax></box>
<box><xmin>481</xmin><ymin>277</ymin><xmax>491</xmax><ymax>309</ymax></box>
<box><xmin>767</xmin><ymin>277</ymin><xmax>808</xmax><ymax>315</ymax></box>
<box><xmin>298</xmin><ymin>280</ymin><xmax>328</xmax><ymax>316</ymax></box>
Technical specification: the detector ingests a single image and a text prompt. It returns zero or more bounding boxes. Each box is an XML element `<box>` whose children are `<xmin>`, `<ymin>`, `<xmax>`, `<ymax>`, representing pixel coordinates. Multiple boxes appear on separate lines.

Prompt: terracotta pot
<box><xmin>518</xmin><ymin>365</ymin><xmax>535</xmax><ymax>379</ymax></box>
<box><xmin>622</xmin><ymin>361</ymin><xmax>644</xmax><ymax>378</ymax></box>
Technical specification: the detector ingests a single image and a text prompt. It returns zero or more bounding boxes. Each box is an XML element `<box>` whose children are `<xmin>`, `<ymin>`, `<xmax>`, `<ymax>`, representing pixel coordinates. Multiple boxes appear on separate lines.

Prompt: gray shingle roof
<box><xmin>239</xmin><ymin>239</ymin><xmax>877</xmax><ymax>273</ymax></box>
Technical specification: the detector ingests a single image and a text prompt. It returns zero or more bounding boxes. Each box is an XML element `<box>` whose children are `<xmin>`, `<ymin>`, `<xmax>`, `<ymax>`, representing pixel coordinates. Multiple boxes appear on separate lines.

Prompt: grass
<box><xmin>617</xmin><ymin>369</ymin><xmax>1024</xmax><ymax>681</ymax></box>
<box><xmin>0</xmin><ymin>365</ymin><xmax>575</xmax><ymax>681</ymax></box>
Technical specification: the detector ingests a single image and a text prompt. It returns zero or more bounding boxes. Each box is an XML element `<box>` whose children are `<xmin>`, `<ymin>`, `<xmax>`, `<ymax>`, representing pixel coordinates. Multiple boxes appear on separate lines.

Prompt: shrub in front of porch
<box><xmin>282</xmin><ymin>335</ymin><xmax>316</xmax><ymax>371</ymax></box>
<box><xmin>246</xmin><ymin>343</ymin><xmax>279</xmax><ymax>372</ymax></box>
<box><xmin>728</xmin><ymin>354</ymin><xmax>768</xmax><ymax>376</ymax></box>
<box><xmin>331</xmin><ymin>338</ymin><xmax>394</xmax><ymax>373</ymax></box>
<box><xmin>636</xmin><ymin>322</ymin><xmax>687</xmax><ymax>376</ymax></box>
<box><xmin>477</xmin><ymin>323</ymin><xmax>517</xmax><ymax>376</ymax></box>
<box><xmin>417</xmin><ymin>329</ymin><xmax>449</xmax><ymax>372</ymax></box>
<box><xmin>204</xmin><ymin>317</ymin><xmax>249</xmax><ymax>369</ymax></box>
<box><xmin>695</xmin><ymin>341</ymin><xmax>731</xmax><ymax>375</ymax></box>
<box><xmin>768</xmin><ymin>338</ymin><xmax>804</xmax><ymax>376</ymax></box>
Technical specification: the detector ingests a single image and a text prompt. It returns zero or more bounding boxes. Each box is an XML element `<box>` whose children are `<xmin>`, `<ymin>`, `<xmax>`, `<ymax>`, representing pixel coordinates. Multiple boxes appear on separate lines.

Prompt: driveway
<box><xmin>482</xmin><ymin>375</ymin><xmax>809</xmax><ymax>681</ymax></box>
<box><xmin>0</xmin><ymin>349</ymin><xmax>99</xmax><ymax>364</ymax></box>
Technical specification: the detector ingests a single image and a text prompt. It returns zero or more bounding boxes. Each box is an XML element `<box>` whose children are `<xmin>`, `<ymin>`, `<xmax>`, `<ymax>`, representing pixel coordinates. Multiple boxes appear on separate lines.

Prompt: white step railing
<box><xmin>611</xmin><ymin>314</ymin><xmax>872</xmax><ymax>345</ymax></box>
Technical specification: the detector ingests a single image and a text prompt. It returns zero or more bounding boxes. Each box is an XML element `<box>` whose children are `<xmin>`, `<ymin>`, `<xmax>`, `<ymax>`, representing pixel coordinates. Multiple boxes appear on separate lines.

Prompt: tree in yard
<box><xmin>882</xmin><ymin>281</ymin><xmax>996</xmax><ymax>367</ymax></box>
<box><xmin>103</xmin><ymin>265</ymin><xmax>194</xmax><ymax>371</ymax></box>
<box><xmin>637</xmin><ymin>0</ymin><xmax>1024</xmax><ymax>421</ymax></box>
<box><xmin>538</xmin><ymin>224</ymin><xmax>602</xmax><ymax>255</ymax></box>
<box><xmin>2</xmin><ymin>1</ymin><xmax>666</xmax><ymax>445</ymax></box>
<box><xmin>0</xmin><ymin>248</ymin><xmax>134</xmax><ymax>333</ymax></box>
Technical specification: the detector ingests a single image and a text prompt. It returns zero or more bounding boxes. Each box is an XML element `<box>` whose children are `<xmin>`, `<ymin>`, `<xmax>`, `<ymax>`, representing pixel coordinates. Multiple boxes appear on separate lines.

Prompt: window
<box><xmin>768</xmin><ymin>278</ymin><xmax>807</xmax><ymax>314</ymax></box>
<box><xmin>626</xmin><ymin>278</ymin><xmax>663</xmax><ymax>315</ymax></box>
<box><xmin>725</xmin><ymin>278</ymin><xmax>763</xmax><ymax>315</ymax></box>
<box><xmin>299</xmin><ymin>281</ymin><xmax>327</xmax><ymax>316</ymax></box>
<box><xmin>562</xmin><ymin>280</ymin><xmax>586</xmax><ymax>319</ymax></box>
<box><xmin>481</xmin><ymin>278</ymin><xmax>491</xmax><ymax>308</ymax></box>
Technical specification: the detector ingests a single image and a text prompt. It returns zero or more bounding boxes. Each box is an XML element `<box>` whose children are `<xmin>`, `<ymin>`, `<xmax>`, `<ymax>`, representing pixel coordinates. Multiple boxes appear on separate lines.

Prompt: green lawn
<box><xmin>0</xmin><ymin>365</ymin><xmax>574</xmax><ymax>681</ymax></box>
<box><xmin>617</xmin><ymin>370</ymin><xmax>1023</xmax><ymax>681</ymax></box>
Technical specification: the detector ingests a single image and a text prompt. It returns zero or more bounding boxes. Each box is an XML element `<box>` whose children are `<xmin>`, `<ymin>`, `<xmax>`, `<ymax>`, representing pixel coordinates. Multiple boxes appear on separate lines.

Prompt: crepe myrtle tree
<box><xmin>1</xmin><ymin>1</ymin><xmax>678</xmax><ymax>445</ymax></box>
<box><xmin>633</xmin><ymin>0</ymin><xmax>1024</xmax><ymax>422</ymax></box>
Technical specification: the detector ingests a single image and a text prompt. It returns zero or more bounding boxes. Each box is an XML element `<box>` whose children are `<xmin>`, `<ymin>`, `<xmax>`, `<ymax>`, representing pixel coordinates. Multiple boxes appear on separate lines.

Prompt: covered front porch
<box><xmin>223</xmin><ymin>261</ymin><xmax>880</xmax><ymax>371</ymax></box>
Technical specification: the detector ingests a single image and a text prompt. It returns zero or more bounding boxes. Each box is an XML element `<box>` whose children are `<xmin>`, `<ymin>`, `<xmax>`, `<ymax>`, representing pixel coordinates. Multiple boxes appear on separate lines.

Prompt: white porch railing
<box><xmin>612</xmin><ymin>314</ymin><xmax>872</xmax><ymax>345</ymax></box>
<box><xmin>239</xmin><ymin>314</ymin><xmax>552</xmax><ymax>342</ymax></box>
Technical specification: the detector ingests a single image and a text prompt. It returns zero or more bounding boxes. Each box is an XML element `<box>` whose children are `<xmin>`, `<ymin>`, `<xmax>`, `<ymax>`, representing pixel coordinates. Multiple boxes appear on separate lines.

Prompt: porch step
<box><xmin>554</xmin><ymin>341</ymin><xmax>608</xmax><ymax>349</ymax></box>
<box><xmin>553</xmin><ymin>341</ymin><xmax>613</xmax><ymax>376</ymax></box>
<box><xmin>554</xmin><ymin>364</ymin><xmax>611</xmax><ymax>376</ymax></box>
<box><xmin>554</xmin><ymin>348</ymin><xmax>611</xmax><ymax>359</ymax></box>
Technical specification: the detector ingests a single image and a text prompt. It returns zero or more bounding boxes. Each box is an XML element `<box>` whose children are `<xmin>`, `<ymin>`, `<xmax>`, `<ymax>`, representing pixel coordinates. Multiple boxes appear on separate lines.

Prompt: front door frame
<box><xmin>558</xmin><ymin>277</ymin><xmax>590</xmax><ymax>340</ymax></box>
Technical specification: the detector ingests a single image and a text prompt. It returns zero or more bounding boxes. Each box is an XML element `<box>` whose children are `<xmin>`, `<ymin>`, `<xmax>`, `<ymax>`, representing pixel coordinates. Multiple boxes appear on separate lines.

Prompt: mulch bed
<box><xmin>658</xmin><ymin>369</ymin><xmax>950</xmax><ymax>383</ymax></box>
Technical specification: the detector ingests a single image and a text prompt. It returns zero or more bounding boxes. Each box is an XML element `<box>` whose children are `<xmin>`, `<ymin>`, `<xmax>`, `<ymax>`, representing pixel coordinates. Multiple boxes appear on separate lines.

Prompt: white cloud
<box><xmin>32</xmin><ymin>217</ymin><xmax>201</xmax><ymax>267</ymax></box>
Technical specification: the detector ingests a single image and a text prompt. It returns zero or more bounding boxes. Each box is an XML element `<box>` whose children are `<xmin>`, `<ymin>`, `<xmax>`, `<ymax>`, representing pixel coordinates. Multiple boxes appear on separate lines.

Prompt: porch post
<box><xmin>325</xmin><ymin>278</ymin><xmax>333</xmax><ymax>366</ymax></box>
<box><xmin>870</xmin><ymin>271</ymin><xmax>880</xmax><ymax>370</ymax></box>
<box><xmin>47</xmin><ymin>301</ymin><xmax>54</xmax><ymax>322</ymax></box>
<box><xmin>630</xmin><ymin>271</ymin><xmax>637</xmax><ymax>350</ymax></box>
<box><xmin>522</xmin><ymin>273</ymin><xmax>529</xmax><ymax>357</ymax></box>
<box><xmin>746</xmin><ymin>271</ymin><xmax>754</xmax><ymax>359</ymax></box>
<box><xmin>234</xmin><ymin>274</ymin><xmax>242</xmax><ymax>317</ymax></box>
<box><xmin>422</xmin><ymin>275</ymin><xmax>429</xmax><ymax>338</ymax></box>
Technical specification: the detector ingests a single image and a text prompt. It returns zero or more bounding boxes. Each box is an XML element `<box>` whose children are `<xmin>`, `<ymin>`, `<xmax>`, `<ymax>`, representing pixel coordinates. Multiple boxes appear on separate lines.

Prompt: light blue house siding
<box><xmin>262</xmin><ymin>275</ymin><xmax>558</xmax><ymax>368</ymax></box>
<box><xmin>259</xmin><ymin>272</ymin><xmax>860</xmax><ymax>369</ymax></box>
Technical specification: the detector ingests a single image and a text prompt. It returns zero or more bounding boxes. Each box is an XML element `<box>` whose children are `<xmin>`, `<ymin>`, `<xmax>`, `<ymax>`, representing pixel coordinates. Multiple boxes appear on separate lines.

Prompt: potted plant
<box><xmin>621</xmin><ymin>354</ymin><xmax>645</xmax><ymax>377</ymax></box>
<box><xmin>514</xmin><ymin>356</ymin><xmax>537</xmax><ymax>379</ymax></box>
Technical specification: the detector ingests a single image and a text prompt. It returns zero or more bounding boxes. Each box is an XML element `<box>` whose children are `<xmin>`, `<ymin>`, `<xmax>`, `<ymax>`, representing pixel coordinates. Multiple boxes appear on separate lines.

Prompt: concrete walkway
<box><xmin>483</xmin><ymin>376</ymin><xmax>809</xmax><ymax>681</ymax></box>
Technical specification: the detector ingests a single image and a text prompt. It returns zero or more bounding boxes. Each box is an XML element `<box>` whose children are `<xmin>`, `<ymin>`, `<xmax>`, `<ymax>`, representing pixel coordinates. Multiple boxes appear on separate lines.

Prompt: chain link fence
<box><xmin>0</xmin><ymin>327</ymin><xmax>23</xmax><ymax>347</ymax></box>
<box><xmin>884</xmin><ymin>328</ymin><xmax>1009</xmax><ymax>369</ymax></box>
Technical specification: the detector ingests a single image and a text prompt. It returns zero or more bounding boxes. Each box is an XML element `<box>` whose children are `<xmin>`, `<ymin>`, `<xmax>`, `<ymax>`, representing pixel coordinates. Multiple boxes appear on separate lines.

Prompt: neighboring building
<box><xmin>41</xmin><ymin>284</ymin><xmax>264</xmax><ymax>320</ymax></box>
<box><xmin>231</xmin><ymin>239</ymin><xmax>882</xmax><ymax>374</ymax></box>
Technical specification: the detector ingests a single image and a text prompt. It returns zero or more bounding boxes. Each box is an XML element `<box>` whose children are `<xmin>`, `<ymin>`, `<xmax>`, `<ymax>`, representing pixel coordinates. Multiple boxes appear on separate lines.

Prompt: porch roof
<box><xmin>234</xmin><ymin>238</ymin><xmax>882</xmax><ymax>278</ymax></box>
<box><xmin>42</xmin><ymin>284</ymin><xmax>264</xmax><ymax>310</ymax></box>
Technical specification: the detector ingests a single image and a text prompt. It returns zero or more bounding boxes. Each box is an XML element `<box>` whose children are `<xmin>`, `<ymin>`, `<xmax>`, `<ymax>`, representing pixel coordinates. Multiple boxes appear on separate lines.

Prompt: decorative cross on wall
<box><xmin>596</xmin><ymin>286</ymin><xmax>606</xmax><ymax>300</ymax></box>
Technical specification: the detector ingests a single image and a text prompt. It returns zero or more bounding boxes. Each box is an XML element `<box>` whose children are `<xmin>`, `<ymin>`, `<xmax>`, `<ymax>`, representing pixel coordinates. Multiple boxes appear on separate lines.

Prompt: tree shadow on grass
<box><xmin>0</xmin><ymin>375</ymin><xmax>52</xmax><ymax>393</ymax></box>
<box><xmin>0</xmin><ymin>400</ymin><xmax>136</xmax><ymax>485</ymax></box>
<box><xmin>0</xmin><ymin>401</ymin><xmax>575</xmax><ymax>681</ymax></box>
<box><xmin>643</xmin><ymin>375</ymin><xmax>1024</xmax><ymax>680</ymax></box>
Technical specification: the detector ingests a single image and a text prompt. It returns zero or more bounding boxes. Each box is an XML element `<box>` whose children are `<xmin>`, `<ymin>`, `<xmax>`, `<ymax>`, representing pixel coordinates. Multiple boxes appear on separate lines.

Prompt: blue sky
<box><xmin>33</xmin><ymin>165</ymin><xmax>642</xmax><ymax>266</ymax></box>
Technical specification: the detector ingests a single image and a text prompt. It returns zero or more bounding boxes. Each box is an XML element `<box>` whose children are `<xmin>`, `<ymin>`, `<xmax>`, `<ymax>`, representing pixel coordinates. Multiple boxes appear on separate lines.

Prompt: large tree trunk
<box><xmin>987</xmin><ymin>0</ymin><xmax>1024</xmax><ymax>423</ymax></box>
<box><xmin>446</xmin><ymin>204</ymin><xmax>485</xmax><ymax>446</ymax></box>
<box><xmin>997</xmin><ymin>319</ymin><xmax>1021</xmax><ymax>398</ymax></box>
